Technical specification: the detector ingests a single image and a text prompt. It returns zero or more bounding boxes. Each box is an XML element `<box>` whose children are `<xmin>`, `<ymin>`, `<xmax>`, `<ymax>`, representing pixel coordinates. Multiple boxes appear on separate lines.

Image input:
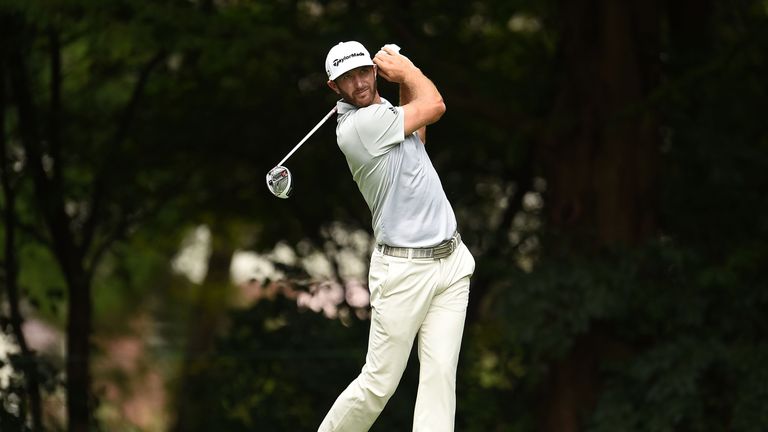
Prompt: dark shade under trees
<box><xmin>1</xmin><ymin>0</ymin><xmax>767</xmax><ymax>431</ymax></box>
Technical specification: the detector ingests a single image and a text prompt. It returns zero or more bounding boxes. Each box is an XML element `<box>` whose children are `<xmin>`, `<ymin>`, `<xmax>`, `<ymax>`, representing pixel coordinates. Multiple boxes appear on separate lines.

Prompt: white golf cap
<box><xmin>325</xmin><ymin>41</ymin><xmax>374</xmax><ymax>81</ymax></box>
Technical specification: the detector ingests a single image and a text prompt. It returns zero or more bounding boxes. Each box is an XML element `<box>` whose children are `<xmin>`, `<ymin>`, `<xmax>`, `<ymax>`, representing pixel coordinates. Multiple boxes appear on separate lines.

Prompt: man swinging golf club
<box><xmin>318</xmin><ymin>41</ymin><xmax>475</xmax><ymax>432</ymax></box>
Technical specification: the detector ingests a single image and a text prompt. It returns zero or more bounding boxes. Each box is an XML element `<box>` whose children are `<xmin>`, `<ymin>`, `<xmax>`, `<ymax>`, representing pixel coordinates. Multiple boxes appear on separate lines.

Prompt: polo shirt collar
<box><xmin>336</xmin><ymin>97</ymin><xmax>392</xmax><ymax>115</ymax></box>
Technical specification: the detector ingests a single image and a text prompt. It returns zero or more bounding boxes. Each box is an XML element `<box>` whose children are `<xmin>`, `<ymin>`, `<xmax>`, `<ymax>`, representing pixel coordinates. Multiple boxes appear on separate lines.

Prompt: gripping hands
<box><xmin>373</xmin><ymin>44</ymin><xmax>419</xmax><ymax>84</ymax></box>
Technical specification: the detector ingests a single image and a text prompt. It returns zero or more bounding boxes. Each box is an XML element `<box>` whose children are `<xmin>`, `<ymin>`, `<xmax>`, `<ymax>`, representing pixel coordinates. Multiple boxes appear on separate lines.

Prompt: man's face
<box><xmin>328</xmin><ymin>66</ymin><xmax>378</xmax><ymax>107</ymax></box>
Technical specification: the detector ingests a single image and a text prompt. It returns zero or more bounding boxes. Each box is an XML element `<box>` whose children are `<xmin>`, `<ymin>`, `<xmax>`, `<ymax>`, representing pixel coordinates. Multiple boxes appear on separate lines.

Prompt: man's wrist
<box><xmin>400</xmin><ymin>66</ymin><xmax>423</xmax><ymax>85</ymax></box>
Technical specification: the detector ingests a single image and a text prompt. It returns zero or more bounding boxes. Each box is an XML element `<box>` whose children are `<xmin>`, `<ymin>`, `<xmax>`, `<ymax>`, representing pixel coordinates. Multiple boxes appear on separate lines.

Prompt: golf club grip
<box><xmin>276</xmin><ymin>106</ymin><xmax>338</xmax><ymax>167</ymax></box>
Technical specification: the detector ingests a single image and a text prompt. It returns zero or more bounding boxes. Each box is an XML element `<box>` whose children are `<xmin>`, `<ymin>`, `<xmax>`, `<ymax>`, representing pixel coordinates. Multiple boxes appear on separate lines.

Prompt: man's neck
<box><xmin>346</xmin><ymin>93</ymin><xmax>382</xmax><ymax>108</ymax></box>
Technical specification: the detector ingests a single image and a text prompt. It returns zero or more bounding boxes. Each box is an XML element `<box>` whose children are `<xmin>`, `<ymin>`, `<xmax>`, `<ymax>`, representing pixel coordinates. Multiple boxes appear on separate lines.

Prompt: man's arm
<box><xmin>374</xmin><ymin>47</ymin><xmax>445</xmax><ymax>144</ymax></box>
<box><xmin>399</xmin><ymin>83</ymin><xmax>427</xmax><ymax>143</ymax></box>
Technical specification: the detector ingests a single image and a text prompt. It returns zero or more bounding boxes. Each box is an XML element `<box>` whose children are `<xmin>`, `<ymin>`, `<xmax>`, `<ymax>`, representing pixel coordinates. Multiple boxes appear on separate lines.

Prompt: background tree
<box><xmin>1</xmin><ymin>0</ymin><xmax>767</xmax><ymax>431</ymax></box>
<box><xmin>1</xmin><ymin>2</ymin><xmax>179</xmax><ymax>429</ymax></box>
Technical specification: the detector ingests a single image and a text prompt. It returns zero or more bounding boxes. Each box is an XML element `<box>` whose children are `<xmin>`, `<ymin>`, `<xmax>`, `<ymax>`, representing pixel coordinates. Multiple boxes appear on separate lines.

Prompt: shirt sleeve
<box><xmin>353</xmin><ymin>104</ymin><xmax>405</xmax><ymax>157</ymax></box>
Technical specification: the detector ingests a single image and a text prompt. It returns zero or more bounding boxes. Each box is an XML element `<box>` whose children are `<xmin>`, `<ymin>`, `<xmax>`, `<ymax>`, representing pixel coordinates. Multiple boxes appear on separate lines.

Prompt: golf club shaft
<box><xmin>276</xmin><ymin>106</ymin><xmax>338</xmax><ymax>167</ymax></box>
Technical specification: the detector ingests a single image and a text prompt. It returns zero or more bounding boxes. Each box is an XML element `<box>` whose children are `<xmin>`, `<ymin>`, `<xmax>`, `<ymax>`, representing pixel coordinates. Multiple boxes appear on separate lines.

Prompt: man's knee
<box><xmin>360</xmin><ymin>369</ymin><xmax>401</xmax><ymax>401</ymax></box>
<box><xmin>421</xmin><ymin>356</ymin><xmax>458</xmax><ymax>385</ymax></box>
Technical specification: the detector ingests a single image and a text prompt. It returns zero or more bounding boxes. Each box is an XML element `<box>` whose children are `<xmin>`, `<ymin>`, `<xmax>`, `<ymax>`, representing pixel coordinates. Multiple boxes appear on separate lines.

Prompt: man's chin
<box><xmin>343</xmin><ymin>92</ymin><xmax>375</xmax><ymax>108</ymax></box>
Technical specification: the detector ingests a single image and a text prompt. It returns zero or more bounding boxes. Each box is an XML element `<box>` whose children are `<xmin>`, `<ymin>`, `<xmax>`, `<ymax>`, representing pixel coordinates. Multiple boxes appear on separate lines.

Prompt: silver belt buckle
<box><xmin>432</xmin><ymin>235</ymin><xmax>456</xmax><ymax>260</ymax></box>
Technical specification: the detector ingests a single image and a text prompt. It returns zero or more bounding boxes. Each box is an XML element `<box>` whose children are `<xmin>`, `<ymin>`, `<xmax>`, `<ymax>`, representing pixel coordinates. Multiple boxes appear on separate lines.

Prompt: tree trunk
<box><xmin>6</xmin><ymin>34</ymin><xmax>93</xmax><ymax>432</ymax></box>
<box><xmin>172</xmin><ymin>226</ymin><xmax>233</xmax><ymax>432</ymax></box>
<box><xmin>539</xmin><ymin>334</ymin><xmax>601</xmax><ymax>432</ymax></box>
<box><xmin>1</xmin><ymin>57</ymin><xmax>45</xmax><ymax>432</ymax></box>
<box><xmin>538</xmin><ymin>0</ymin><xmax>662</xmax><ymax>430</ymax></box>
<box><xmin>544</xmin><ymin>0</ymin><xmax>661</xmax><ymax>248</ymax></box>
<box><xmin>65</xmin><ymin>272</ymin><xmax>92</xmax><ymax>432</ymax></box>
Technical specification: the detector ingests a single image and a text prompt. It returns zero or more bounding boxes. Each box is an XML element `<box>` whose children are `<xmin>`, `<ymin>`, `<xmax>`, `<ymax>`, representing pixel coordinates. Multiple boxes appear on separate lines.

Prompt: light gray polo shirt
<box><xmin>335</xmin><ymin>98</ymin><xmax>457</xmax><ymax>248</ymax></box>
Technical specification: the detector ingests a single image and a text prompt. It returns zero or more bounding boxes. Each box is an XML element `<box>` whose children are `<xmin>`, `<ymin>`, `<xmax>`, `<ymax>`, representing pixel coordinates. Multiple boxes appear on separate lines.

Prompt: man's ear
<box><xmin>327</xmin><ymin>80</ymin><xmax>340</xmax><ymax>94</ymax></box>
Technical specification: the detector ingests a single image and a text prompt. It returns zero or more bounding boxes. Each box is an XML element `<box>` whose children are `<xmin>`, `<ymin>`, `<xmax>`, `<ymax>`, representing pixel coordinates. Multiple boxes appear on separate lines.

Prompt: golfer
<box><xmin>318</xmin><ymin>41</ymin><xmax>475</xmax><ymax>432</ymax></box>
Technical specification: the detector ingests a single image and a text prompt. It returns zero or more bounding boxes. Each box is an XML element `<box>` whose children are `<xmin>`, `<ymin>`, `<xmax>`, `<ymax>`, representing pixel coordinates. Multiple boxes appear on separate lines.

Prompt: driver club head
<box><xmin>266</xmin><ymin>106</ymin><xmax>338</xmax><ymax>200</ymax></box>
<box><xmin>266</xmin><ymin>165</ymin><xmax>293</xmax><ymax>199</ymax></box>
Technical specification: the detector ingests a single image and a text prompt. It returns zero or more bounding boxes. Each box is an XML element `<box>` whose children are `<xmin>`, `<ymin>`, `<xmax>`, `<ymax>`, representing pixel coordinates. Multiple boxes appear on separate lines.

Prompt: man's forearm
<box><xmin>399</xmin><ymin>81</ymin><xmax>414</xmax><ymax>105</ymax></box>
<box><xmin>400</xmin><ymin>67</ymin><xmax>442</xmax><ymax>107</ymax></box>
<box><xmin>399</xmin><ymin>68</ymin><xmax>444</xmax><ymax>142</ymax></box>
<box><xmin>399</xmin><ymin>78</ymin><xmax>425</xmax><ymax>142</ymax></box>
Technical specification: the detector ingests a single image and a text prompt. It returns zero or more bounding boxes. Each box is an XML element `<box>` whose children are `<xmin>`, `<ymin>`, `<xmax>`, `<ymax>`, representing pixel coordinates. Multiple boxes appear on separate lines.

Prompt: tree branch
<box><xmin>48</xmin><ymin>27</ymin><xmax>63</xmax><ymax>186</ymax></box>
<box><xmin>82</xmin><ymin>50</ymin><xmax>167</xmax><ymax>254</ymax></box>
<box><xmin>8</xmin><ymin>45</ymin><xmax>78</xmax><ymax>266</ymax></box>
<box><xmin>84</xmin><ymin>168</ymin><xmax>186</xmax><ymax>277</ymax></box>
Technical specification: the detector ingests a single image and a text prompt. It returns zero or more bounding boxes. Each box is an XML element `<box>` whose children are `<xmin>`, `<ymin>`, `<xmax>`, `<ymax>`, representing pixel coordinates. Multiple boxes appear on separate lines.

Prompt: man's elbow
<box><xmin>431</xmin><ymin>99</ymin><xmax>446</xmax><ymax>123</ymax></box>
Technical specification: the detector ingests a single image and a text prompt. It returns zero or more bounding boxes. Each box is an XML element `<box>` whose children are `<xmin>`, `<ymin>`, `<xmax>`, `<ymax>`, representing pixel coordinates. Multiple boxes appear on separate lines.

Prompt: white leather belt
<box><xmin>377</xmin><ymin>232</ymin><xmax>461</xmax><ymax>260</ymax></box>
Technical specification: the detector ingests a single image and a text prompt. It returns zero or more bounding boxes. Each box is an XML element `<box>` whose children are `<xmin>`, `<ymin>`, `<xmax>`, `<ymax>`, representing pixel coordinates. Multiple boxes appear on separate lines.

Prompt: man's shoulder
<box><xmin>338</xmin><ymin>98</ymin><xmax>403</xmax><ymax>156</ymax></box>
<box><xmin>353</xmin><ymin>101</ymin><xmax>400</xmax><ymax>126</ymax></box>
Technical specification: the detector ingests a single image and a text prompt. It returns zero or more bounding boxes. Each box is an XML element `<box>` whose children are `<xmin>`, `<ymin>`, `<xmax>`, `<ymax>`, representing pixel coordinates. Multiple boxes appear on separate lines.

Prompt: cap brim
<box><xmin>329</xmin><ymin>58</ymin><xmax>375</xmax><ymax>81</ymax></box>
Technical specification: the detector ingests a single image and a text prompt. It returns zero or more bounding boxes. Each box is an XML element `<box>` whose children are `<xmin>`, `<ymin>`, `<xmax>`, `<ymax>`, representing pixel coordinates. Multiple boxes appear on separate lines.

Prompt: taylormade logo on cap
<box><xmin>325</xmin><ymin>41</ymin><xmax>374</xmax><ymax>80</ymax></box>
<box><xmin>333</xmin><ymin>52</ymin><xmax>365</xmax><ymax>67</ymax></box>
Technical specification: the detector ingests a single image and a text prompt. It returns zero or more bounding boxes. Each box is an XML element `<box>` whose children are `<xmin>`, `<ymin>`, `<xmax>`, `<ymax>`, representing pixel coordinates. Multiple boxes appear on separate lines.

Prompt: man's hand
<box><xmin>373</xmin><ymin>46</ymin><xmax>418</xmax><ymax>84</ymax></box>
<box><xmin>373</xmin><ymin>45</ymin><xmax>445</xmax><ymax>141</ymax></box>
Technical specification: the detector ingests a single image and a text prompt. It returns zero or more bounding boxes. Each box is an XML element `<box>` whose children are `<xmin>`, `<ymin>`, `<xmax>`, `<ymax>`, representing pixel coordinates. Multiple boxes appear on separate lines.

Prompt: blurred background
<box><xmin>1</xmin><ymin>0</ymin><xmax>767</xmax><ymax>431</ymax></box>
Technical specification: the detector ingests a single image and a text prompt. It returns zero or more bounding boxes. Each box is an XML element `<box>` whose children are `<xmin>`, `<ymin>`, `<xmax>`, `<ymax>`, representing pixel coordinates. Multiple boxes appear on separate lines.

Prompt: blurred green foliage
<box><xmin>1</xmin><ymin>0</ymin><xmax>768</xmax><ymax>431</ymax></box>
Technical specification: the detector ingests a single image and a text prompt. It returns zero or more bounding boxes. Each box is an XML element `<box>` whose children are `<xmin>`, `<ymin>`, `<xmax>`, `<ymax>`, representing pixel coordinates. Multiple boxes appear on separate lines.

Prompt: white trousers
<box><xmin>319</xmin><ymin>242</ymin><xmax>475</xmax><ymax>432</ymax></box>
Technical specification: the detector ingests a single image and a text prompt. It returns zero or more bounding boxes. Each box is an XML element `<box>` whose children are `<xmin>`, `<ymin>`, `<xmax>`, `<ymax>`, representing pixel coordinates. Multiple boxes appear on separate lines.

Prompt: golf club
<box><xmin>267</xmin><ymin>44</ymin><xmax>400</xmax><ymax>199</ymax></box>
<box><xmin>266</xmin><ymin>105</ymin><xmax>338</xmax><ymax>199</ymax></box>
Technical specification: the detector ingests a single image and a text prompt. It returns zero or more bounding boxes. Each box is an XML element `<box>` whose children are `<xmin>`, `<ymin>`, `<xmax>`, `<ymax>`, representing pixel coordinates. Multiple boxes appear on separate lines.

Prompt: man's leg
<box><xmin>413</xmin><ymin>245</ymin><xmax>474</xmax><ymax>432</ymax></box>
<box><xmin>319</xmin><ymin>254</ymin><xmax>438</xmax><ymax>432</ymax></box>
